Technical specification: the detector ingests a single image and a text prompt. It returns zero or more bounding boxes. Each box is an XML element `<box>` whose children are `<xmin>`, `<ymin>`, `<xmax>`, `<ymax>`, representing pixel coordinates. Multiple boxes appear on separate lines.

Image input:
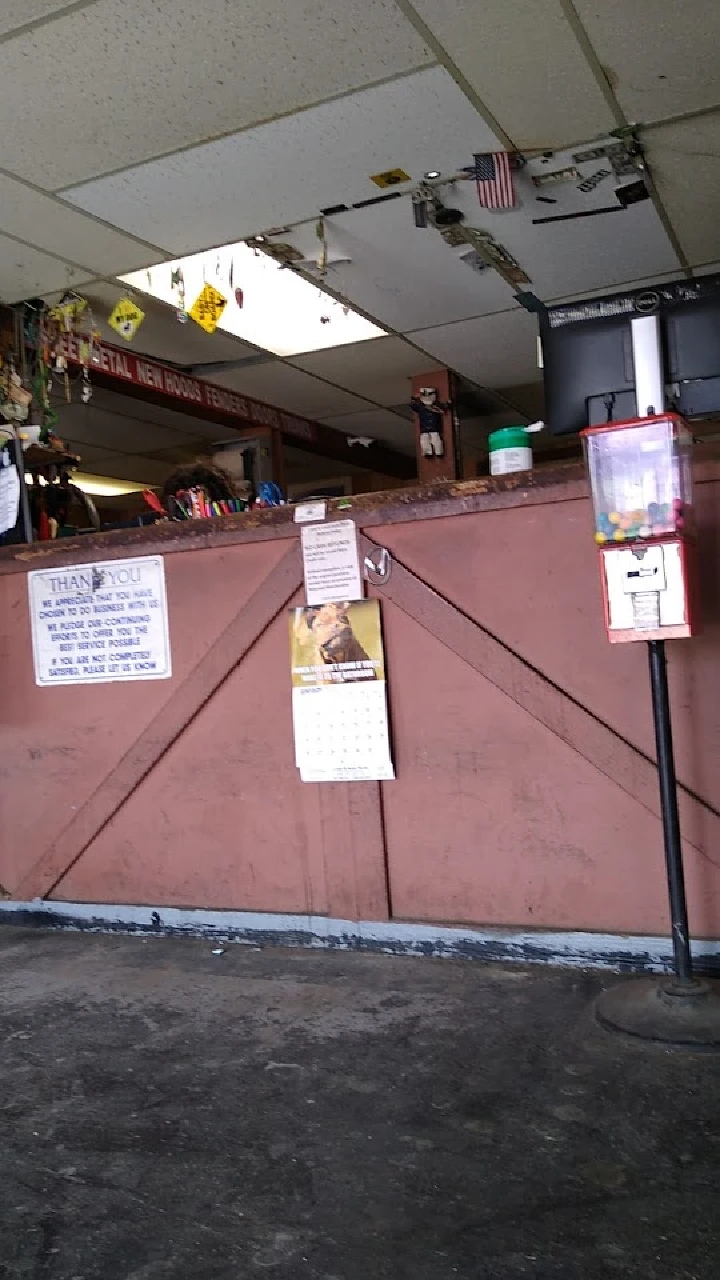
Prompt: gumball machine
<box><xmin>581</xmin><ymin>413</ymin><xmax>698</xmax><ymax>643</ymax></box>
<box><xmin>582</xmin><ymin>411</ymin><xmax>720</xmax><ymax>1047</ymax></box>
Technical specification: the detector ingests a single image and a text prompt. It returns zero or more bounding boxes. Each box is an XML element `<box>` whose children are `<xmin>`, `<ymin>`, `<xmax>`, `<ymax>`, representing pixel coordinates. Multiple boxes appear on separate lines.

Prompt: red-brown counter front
<box><xmin>2</xmin><ymin>461</ymin><xmax>720</xmax><ymax>962</ymax></box>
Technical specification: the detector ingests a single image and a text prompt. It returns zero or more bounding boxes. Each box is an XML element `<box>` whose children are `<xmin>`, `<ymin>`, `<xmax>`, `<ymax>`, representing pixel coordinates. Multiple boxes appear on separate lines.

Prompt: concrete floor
<box><xmin>0</xmin><ymin>928</ymin><xmax>717</xmax><ymax>1280</ymax></box>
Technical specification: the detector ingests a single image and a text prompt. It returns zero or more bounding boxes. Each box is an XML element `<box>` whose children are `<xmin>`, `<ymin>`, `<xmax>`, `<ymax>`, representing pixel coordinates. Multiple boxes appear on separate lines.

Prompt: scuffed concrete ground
<box><xmin>0</xmin><ymin>929</ymin><xmax>717</xmax><ymax>1280</ymax></box>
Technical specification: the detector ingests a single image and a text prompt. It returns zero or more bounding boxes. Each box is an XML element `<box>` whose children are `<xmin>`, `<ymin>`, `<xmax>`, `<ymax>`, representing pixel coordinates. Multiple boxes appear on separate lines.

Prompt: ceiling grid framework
<box><xmin>0</xmin><ymin>0</ymin><xmax>715</xmax><ymax>483</ymax></box>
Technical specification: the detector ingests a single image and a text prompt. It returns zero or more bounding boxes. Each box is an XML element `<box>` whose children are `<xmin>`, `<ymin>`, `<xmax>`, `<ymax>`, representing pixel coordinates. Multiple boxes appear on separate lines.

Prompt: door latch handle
<box><xmin>363</xmin><ymin>546</ymin><xmax>392</xmax><ymax>585</ymax></box>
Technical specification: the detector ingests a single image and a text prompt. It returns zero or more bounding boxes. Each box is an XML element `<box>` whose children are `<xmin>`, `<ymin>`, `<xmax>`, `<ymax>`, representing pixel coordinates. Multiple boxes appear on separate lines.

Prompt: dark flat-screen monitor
<box><xmin>540</xmin><ymin>272</ymin><xmax>720</xmax><ymax>434</ymax></box>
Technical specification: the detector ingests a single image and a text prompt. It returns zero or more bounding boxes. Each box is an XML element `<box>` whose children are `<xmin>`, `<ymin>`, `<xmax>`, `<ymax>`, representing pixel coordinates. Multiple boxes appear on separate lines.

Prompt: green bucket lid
<box><xmin>488</xmin><ymin>426</ymin><xmax>530</xmax><ymax>451</ymax></box>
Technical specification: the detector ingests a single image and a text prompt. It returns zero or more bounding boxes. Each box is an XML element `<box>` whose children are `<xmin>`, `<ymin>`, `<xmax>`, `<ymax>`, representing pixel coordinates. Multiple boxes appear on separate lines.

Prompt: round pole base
<box><xmin>595</xmin><ymin>977</ymin><xmax>720</xmax><ymax>1050</ymax></box>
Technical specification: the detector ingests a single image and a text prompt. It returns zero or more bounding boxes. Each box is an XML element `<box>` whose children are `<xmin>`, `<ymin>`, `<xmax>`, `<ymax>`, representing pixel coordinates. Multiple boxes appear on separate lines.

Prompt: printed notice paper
<box><xmin>300</xmin><ymin>518</ymin><xmax>362</xmax><ymax>606</ymax></box>
<box><xmin>28</xmin><ymin>555</ymin><xmax>171</xmax><ymax>687</ymax></box>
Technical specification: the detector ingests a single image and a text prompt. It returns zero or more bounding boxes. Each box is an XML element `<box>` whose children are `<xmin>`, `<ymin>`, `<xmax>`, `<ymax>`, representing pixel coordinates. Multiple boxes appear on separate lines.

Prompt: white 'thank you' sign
<box><xmin>28</xmin><ymin>555</ymin><xmax>171</xmax><ymax>687</ymax></box>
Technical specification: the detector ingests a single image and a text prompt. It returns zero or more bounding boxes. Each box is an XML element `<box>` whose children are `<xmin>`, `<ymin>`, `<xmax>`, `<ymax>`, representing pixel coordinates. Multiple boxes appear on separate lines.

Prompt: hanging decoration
<box><xmin>49</xmin><ymin>291</ymin><xmax>87</xmax><ymax>333</ymax></box>
<box><xmin>108</xmin><ymin>295</ymin><xmax>145</xmax><ymax>342</ymax></box>
<box><xmin>0</xmin><ymin>361</ymin><xmax>32</xmax><ymax>423</ymax></box>
<box><xmin>171</xmin><ymin>267</ymin><xmax>187</xmax><ymax>322</ymax></box>
<box><xmin>253</xmin><ymin>240</ymin><xmax>303</xmax><ymax>267</ymax></box>
<box><xmin>315</xmin><ymin>218</ymin><xmax>328</xmax><ymax>277</ymax></box>
<box><xmin>188</xmin><ymin>281</ymin><xmax>228</xmax><ymax>334</ymax></box>
<box><xmin>38</xmin><ymin>296</ymin><xmax>99</xmax><ymax>413</ymax></box>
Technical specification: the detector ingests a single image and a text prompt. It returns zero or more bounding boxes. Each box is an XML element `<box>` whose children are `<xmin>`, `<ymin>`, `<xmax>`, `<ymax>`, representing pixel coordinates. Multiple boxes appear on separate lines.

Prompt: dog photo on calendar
<box><xmin>294</xmin><ymin>602</ymin><xmax>376</xmax><ymax>680</ymax></box>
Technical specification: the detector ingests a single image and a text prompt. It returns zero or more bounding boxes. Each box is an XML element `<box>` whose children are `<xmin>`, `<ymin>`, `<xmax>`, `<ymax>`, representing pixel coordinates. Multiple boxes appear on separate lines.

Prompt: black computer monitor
<box><xmin>540</xmin><ymin>273</ymin><xmax>720</xmax><ymax>435</ymax></box>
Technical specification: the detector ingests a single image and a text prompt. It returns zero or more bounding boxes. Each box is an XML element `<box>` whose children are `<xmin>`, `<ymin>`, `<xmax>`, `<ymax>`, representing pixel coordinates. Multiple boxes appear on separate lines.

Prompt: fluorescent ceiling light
<box><xmin>71</xmin><ymin>473</ymin><xmax>150</xmax><ymax>497</ymax></box>
<box><xmin>120</xmin><ymin>241</ymin><xmax>385</xmax><ymax>357</ymax></box>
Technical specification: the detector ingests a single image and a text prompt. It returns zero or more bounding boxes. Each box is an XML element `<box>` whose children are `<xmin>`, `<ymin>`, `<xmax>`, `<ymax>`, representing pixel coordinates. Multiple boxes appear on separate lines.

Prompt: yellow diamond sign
<box><xmin>369</xmin><ymin>167</ymin><xmax>411</xmax><ymax>189</ymax></box>
<box><xmin>108</xmin><ymin>296</ymin><xmax>145</xmax><ymax>341</ymax></box>
<box><xmin>188</xmin><ymin>282</ymin><xmax>228</xmax><ymax>334</ymax></box>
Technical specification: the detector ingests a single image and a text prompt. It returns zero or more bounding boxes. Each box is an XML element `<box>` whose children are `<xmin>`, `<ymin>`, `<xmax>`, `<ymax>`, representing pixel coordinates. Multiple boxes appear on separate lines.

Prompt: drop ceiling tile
<box><xmin>287</xmin><ymin>158</ymin><xmax>678</xmax><ymax>334</ymax></box>
<box><xmin>212</xmin><ymin>362</ymin><xmax>369</xmax><ymax>419</ymax></box>
<box><xmin>0</xmin><ymin>175</ymin><xmax>163</xmax><ymax>277</ymax></box>
<box><xmin>291</xmin><ymin>336</ymin><xmax>444</xmax><ymax>405</ymax></box>
<box><xmin>287</xmin><ymin>199</ymin><xmax>516</xmax><ymax>330</ymax></box>
<box><xmin>573</xmin><ymin>0</ymin><xmax>720</xmax><ymax>121</ymax></box>
<box><xmin>645</xmin><ymin>114</ymin><xmax>720</xmax><ymax>267</ymax></box>
<box><xmin>446</xmin><ymin>178</ymin><xmax>680</xmax><ymax>301</ymax></box>
<box><xmin>61</xmin><ymin>67</ymin><xmax>500</xmax><ymax>253</ymax></box>
<box><xmin>2</xmin><ymin>0</ymin><xmax>432</xmax><ymax>188</ymax></box>
<box><xmin>0</xmin><ymin>1</ymin><xmax>78</xmax><ymax>35</ymax></box>
<box><xmin>321</xmin><ymin>408</ymin><xmax>415</xmax><ymax>453</ymax></box>
<box><xmin>547</xmin><ymin>266</ymin><xmax>691</xmax><ymax>305</ymax></box>
<box><xmin>407</xmin><ymin>309</ymin><xmax>541</xmax><ymax>388</ymax></box>
<box><xmin>408</xmin><ymin>0</ymin><xmax>615</xmax><ymax>148</ymax></box>
<box><xmin>0</xmin><ymin>233</ymin><xmax>93</xmax><ymax>301</ymax></box>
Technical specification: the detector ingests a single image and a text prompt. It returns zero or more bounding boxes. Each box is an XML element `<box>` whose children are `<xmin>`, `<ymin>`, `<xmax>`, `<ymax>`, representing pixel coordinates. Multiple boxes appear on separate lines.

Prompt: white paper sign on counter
<box><xmin>293</xmin><ymin>501</ymin><xmax>326</xmax><ymax>524</ymax></box>
<box><xmin>28</xmin><ymin>555</ymin><xmax>171</xmax><ymax>687</ymax></box>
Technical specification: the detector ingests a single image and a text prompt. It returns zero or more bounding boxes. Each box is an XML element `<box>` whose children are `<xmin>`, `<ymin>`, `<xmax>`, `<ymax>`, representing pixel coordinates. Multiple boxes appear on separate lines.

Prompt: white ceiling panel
<box><xmin>285</xmin><ymin>152</ymin><xmax>679</xmax><ymax>334</ymax></box>
<box><xmin>408</xmin><ymin>0</ymin><xmax>615</xmax><ymax>148</ymax></box>
<box><xmin>573</xmin><ymin>0</ymin><xmax>720</xmax><ymax>122</ymax></box>
<box><xmin>548</xmin><ymin>265</ymin><xmax>693</xmax><ymax>305</ymax></box>
<box><xmin>287</xmin><ymin>199</ymin><xmax>516</xmax><ymax>330</ymax></box>
<box><xmin>0</xmin><ymin>1</ymin><xmax>82</xmax><ymax>35</ymax></box>
<box><xmin>378</xmin><ymin>157</ymin><xmax>681</xmax><ymax>301</ymax></box>
<box><xmin>0</xmin><ymin>234</ymin><xmax>94</xmax><ymax>302</ymax></box>
<box><xmin>61</xmin><ymin>67</ymin><xmax>500</xmax><ymax>254</ymax></box>
<box><xmin>407</xmin><ymin>308</ymin><xmax>540</xmax><ymax>388</ymax></box>
<box><xmin>2</xmin><ymin>0</ymin><xmax>432</xmax><ymax>189</ymax></box>
<box><xmin>321</xmin><ymin>408</ymin><xmax>415</xmax><ymax>452</ymax></box>
<box><xmin>518</xmin><ymin>200</ymin><xmax>679</xmax><ymax>301</ymax></box>
<box><xmin>291</xmin><ymin>336</ymin><xmax>444</xmax><ymax>404</ymax></box>
<box><xmin>0</xmin><ymin>175</ymin><xmax>164</xmax><ymax>278</ymax></box>
<box><xmin>646</xmin><ymin>114</ymin><xmax>720</xmax><ymax>267</ymax></box>
<box><xmin>212</xmin><ymin>362</ymin><xmax>370</xmax><ymax>419</ymax></box>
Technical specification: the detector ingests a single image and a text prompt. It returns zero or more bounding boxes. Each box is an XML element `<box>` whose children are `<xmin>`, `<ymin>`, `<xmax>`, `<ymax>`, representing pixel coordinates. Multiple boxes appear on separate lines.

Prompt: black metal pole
<box><xmin>647</xmin><ymin>639</ymin><xmax>693</xmax><ymax>983</ymax></box>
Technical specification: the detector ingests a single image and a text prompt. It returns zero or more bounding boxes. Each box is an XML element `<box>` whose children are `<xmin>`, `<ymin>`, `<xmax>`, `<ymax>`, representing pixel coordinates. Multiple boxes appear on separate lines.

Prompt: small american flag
<box><xmin>473</xmin><ymin>152</ymin><xmax>515</xmax><ymax>209</ymax></box>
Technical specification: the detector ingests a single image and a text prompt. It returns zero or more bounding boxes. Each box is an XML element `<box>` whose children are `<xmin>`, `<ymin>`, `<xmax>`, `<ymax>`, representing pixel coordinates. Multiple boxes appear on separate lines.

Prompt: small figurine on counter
<box><xmin>410</xmin><ymin>386</ymin><xmax>450</xmax><ymax>458</ymax></box>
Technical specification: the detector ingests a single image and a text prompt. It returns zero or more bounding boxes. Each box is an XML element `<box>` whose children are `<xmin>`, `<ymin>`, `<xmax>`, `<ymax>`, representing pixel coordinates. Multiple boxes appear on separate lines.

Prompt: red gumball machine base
<box><xmin>597</xmin><ymin>535</ymin><xmax>700</xmax><ymax>644</ymax></box>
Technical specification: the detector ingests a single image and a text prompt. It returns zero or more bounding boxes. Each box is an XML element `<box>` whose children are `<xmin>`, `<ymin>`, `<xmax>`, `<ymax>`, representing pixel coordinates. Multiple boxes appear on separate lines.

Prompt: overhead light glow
<box><xmin>71</xmin><ymin>473</ymin><xmax>151</xmax><ymax>497</ymax></box>
<box><xmin>424</xmin><ymin>170</ymin><xmax>441</xmax><ymax>180</ymax></box>
<box><xmin>120</xmin><ymin>241</ymin><xmax>386</xmax><ymax>358</ymax></box>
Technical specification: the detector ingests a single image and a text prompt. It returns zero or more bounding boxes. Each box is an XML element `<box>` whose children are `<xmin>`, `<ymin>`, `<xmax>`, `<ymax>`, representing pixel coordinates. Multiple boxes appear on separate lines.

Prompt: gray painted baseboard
<box><xmin>1</xmin><ymin>900</ymin><xmax>719</xmax><ymax>974</ymax></box>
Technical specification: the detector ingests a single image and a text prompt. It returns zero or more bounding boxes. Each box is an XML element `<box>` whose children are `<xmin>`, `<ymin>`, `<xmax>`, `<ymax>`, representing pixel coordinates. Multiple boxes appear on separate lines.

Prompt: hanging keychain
<box><xmin>171</xmin><ymin>268</ymin><xmax>187</xmax><ymax>322</ymax></box>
